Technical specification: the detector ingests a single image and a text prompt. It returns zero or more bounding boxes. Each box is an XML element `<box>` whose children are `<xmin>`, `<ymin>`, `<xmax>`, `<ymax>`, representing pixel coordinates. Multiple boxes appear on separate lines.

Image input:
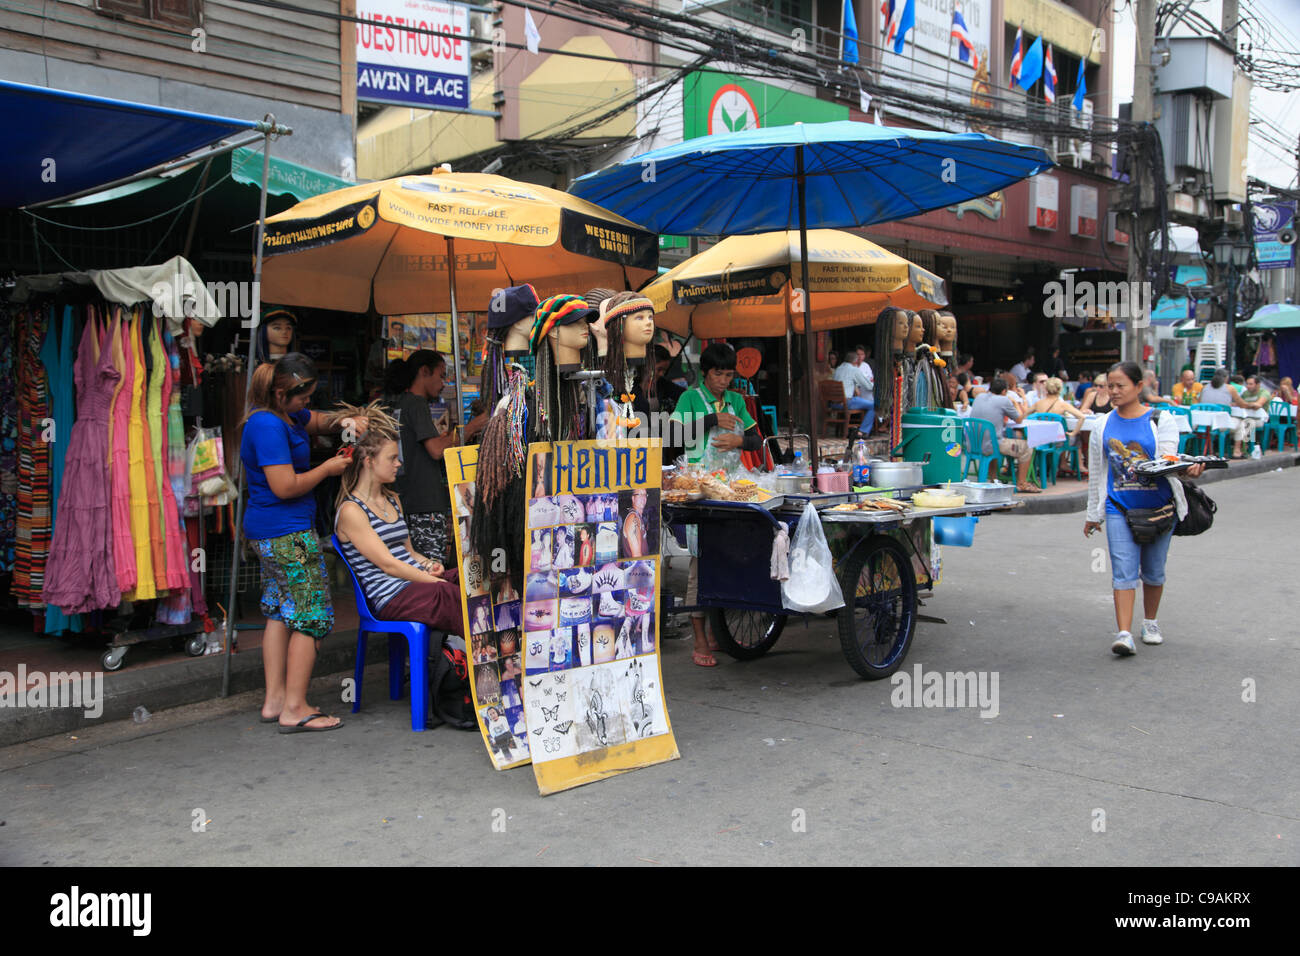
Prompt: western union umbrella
<box><xmin>571</xmin><ymin>120</ymin><xmax>1051</xmax><ymax>464</ymax></box>
<box><xmin>645</xmin><ymin>229</ymin><xmax>948</xmax><ymax>338</ymax></box>
<box><xmin>259</xmin><ymin>170</ymin><xmax>659</xmax><ymax>413</ymax></box>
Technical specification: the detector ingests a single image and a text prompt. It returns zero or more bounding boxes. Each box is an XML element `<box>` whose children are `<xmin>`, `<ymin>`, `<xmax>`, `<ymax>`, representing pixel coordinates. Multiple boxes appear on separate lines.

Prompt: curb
<box><xmin>0</xmin><ymin>628</ymin><xmax>385</xmax><ymax>747</ymax></box>
<box><xmin>1014</xmin><ymin>452</ymin><xmax>1300</xmax><ymax>516</ymax></box>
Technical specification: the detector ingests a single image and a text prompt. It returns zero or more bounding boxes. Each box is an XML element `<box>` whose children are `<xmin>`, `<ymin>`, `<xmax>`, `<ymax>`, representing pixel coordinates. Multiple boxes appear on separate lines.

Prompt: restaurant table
<box><xmin>1191</xmin><ymin>409</ymin><xmax>1235</xmax><ymax>432</ymax></box>
<box><xmin>1006</xmin><ymin>419</ymin><xmax>1066</xmax><ymax>449</ymax></box>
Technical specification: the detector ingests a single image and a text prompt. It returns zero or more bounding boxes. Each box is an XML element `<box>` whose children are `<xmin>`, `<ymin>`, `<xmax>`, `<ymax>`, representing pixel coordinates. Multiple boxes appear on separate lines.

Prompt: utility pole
<box><xmin>1127</xmin><ymin>0</ymin><xmax>1157</xmax><ymax>364</ymax></box>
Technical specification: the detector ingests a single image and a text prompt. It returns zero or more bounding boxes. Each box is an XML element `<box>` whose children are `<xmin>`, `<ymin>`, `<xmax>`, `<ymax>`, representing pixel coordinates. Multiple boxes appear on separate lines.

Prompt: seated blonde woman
<box><xmin>1030</xmin><ymin>376</ymin><xmax>1089</xmax><ymax>435</ymax></box>
<box><xmin>334</xmin><ymin>422</ymin><xmax>463</xmax><ymax>635</ymax></box>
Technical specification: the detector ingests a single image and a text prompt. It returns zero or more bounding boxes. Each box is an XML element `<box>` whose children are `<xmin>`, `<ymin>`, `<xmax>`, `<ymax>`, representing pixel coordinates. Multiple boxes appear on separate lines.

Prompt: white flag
<box><xmin>524</xmin><ymin>7</ymin><xmax>541</xmax><ymax>54</ymax></box>
<box><xmin>859</xmin><ymin>89</ymin><xmax>871</xmax><ymax>114</ymax></box>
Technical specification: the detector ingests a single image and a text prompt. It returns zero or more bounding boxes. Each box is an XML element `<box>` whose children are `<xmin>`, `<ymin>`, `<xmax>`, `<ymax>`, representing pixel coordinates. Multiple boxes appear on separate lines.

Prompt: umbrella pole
<box><xmin>796</xmin><ymin>145</ymin><xmax>820</xmax><ymax>469</ymax></box>
<box><xmin>222</xmin><ymin>121</ymin><xmax>274</xmax><ymax>698</ymax></box>
<box><xmin>446</xmin><ymin>237</ymin><xmax>466</xmax><ymax>429</ymax></box>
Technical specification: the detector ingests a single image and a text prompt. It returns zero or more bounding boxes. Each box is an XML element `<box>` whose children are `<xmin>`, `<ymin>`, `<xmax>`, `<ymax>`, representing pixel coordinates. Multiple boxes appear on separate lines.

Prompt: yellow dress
<box><xmin>124</xmin><ymin>309</ymin><xmax>156</xmax><ymax>601</ymax></box>
<box><xmin>144</xmin><ymin>321</ymin><xmax>168</xmax><ymax>590</ymax></box>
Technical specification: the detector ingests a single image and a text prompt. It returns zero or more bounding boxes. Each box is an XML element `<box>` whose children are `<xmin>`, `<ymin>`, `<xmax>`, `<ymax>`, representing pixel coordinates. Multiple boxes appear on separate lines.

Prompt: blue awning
<box><xmin>0</xmin><ymin>79</ymin><xmax>259</xmax><ymax>208</ymax></box>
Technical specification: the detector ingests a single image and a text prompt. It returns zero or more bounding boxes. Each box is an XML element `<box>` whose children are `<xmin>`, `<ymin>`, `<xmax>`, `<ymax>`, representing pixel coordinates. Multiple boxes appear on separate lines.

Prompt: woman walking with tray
<box><xmin>1084</xmin><ymin>362</ymin><xmax>1205</xmax><ymax>657</ymax></box>
<box><xmin>242</xmin><ymin>353</ymin><xmax>366</xmax><ymax>733</ymax></box>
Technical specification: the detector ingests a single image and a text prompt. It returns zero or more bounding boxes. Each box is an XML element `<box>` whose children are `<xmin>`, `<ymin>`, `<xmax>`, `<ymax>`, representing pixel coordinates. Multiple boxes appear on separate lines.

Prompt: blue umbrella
<box><xmin>570</xmin><ymin>120</ymin><xmax>1053</xmax><ymax>462</ymax></box>
<box><xmin>569</xmin><ymin>120</ymin><xmax>1053</xmax><ymax>236</ymax></box>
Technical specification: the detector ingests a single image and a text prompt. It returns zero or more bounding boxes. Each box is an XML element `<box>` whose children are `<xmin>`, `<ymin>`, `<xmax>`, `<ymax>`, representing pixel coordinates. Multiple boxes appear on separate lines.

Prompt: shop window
<box><xmin>96</xmin><ymin>0</ymin><xmax>202</xmax><ymax>30</ymax></box>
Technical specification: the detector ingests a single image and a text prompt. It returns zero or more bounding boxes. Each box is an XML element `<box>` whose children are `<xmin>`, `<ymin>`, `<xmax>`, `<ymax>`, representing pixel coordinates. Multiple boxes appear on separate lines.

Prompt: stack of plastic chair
<box><xmin>331</xmin><ymin>535</ymin><xmax>439</xmax><ymax>732</ymax></box>
<box><xmin>1259</xmin><ymin>400</ymin><xmax>1289</xmax><ymax>452</ymax></box>
<box><xmin>961</xmin><ymin>418</ymin><xmax>999</xmax><ymax>482</ymax></box>
<box><xmin>1026</xmin><ymin>413</ymin><xmax>1070</xmax><ymax>486</ymax></box>
<box><xmin>1164</xmin><ymin>406</ymin><xmax>1195</xmax><ymax>454</ymax></box>
<box><xmin>1190</xmin><ymin>404</ymin><xmax>1232</xmax><ymax>457</ymax></box>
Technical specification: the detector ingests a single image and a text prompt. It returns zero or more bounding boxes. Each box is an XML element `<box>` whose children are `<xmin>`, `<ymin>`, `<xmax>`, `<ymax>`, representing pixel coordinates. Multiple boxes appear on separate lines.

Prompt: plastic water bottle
<box><xmin>851</xmin><ymin>439</ymin><xmax>871</xmax><ymax>485</ymax></box>
<box><xmin>1250</xmin><ymin>443</ymin><xmax>1262</xmax><ymax>460</ymax></box>
<box><xmin>792</xmin><ymin>451</ymin><xmax>806</xmax><ymax>475</ymax></box>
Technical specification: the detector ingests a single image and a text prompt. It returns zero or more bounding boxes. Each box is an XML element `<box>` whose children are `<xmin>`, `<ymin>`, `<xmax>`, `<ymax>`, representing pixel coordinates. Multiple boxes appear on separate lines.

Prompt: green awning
<box><xmin>1174</xmin><ymin>319</ymin><xmax>1205</xmax><ymax>339</ymax></box>
<box><xmin>1238</xmin><ymin>304</ymin><xmax>1300</xmax><ymax>330</ymax></box>
<box><xmin>230</xmin><ymin>147</ymin><xmax>354</xmax><ymax>202</ymax></box>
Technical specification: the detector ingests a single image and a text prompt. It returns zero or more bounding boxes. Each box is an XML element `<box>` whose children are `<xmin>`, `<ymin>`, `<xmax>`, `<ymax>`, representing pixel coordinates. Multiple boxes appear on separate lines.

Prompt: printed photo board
<box><xmin>522</xmin><ymin>439</ymin><xmax>679</xmax><ymax>795</ymax></box>
<box><xmin>445</xmin><ymin>445</ymin><xmax>531</xmax><ymax>770</ymax></box>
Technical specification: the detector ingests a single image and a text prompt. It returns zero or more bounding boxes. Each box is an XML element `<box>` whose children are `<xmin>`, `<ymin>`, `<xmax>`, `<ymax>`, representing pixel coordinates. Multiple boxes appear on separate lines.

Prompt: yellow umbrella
<box><xmin>644</xmin><ymin>229</ymin><xmax>947</xmax><ymax>338</ymax></box>
<box><xmin>258</xmin><ymin>169</ymin><xmax>658</xmax><ymax>413</ymax></box>
<box><xmin>261</xmin><ymin>171</ymin><xmax>658</xmax><ymax>313</ymax></box>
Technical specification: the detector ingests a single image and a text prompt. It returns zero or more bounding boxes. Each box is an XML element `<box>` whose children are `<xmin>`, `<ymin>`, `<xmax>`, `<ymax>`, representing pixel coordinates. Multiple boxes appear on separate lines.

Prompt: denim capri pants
<box><xmin>1105</xmin><ymin>518</ymin><xmax>1174</xmax><ymax>590</ymax></box>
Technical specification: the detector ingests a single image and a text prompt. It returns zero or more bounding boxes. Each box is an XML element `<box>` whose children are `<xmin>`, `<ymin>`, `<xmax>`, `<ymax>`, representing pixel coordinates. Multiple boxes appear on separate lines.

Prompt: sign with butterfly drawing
<box><xmin>522</xmin><ymin>438</ymin><xmax>679</xmax><ymax>795</ymax></box>
<box><xmin>445</xmin><ymin>445</ymin><xmax>531</xmax><ymax>771</ymax></box>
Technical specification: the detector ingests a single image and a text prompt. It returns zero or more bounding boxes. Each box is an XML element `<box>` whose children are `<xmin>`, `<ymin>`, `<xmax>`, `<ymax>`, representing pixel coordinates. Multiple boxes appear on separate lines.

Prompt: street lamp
<box><xmin>1212</xmin><ymin>233</ymin><xmax>1252</xmax><ymax>374</ymax></box>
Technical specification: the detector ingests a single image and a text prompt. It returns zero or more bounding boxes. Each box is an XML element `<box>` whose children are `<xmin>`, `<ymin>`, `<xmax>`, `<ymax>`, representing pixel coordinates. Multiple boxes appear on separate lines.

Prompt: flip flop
<box><xmin>1016</xmin><ymin>484</ymin><xmax>1042</xmax><ymax>494</ymax></box>
<box><xmin>692</xmin><ymin>650</ymin><xmax>718</xmax><ymax>667</ymax></box>
<box><xmin>278</xmin><ymin>713</ymin><xmax>343</xmax><ymax>734</ymax></box>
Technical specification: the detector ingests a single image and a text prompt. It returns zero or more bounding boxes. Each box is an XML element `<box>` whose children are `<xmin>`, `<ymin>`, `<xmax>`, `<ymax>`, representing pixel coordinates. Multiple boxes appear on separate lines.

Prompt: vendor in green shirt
<box><xmin>670</xmin><ymin>342</ymin><xmax>762</xmax><ymax>465</ymax></box>
<box><xmin>669</xmin><ymin>342</ymin><xmax>763</xmax><ymax>668</ymax></box>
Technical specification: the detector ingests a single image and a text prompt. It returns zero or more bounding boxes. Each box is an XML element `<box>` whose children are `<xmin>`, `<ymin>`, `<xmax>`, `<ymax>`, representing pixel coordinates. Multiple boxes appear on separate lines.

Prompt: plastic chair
<box><xmin>1164</xmin><ymin>405</ymin><xmax>1195</xmax><ymax>454</ymax></box>
<box><xmin>1190</xmin><ymin>404</ymin><xmax>1232</xmax><ymax>457</ymax></box>
<box><xmin>331</xmin><ymin>535</ymin><xmax>440</xmax><ymax>732</ymax></box>
<box><xmin>1024</xmin><ymin>413</ymin><xmax>1067</xmax><ymax>486</ymax></box>
<box><xmin>961</xmin><ymin>418</ymin><xmax>999</xmax><ymax>482</ymax></box>
<box><xmin>1259</xmin><ymin>400</ymin><xmax>1289</xmax><ymax>452</ymax></box>
<box><xmin>760</xmin><ymin>404</ymin><xmax>779</xmax><ymax>436</ymax></box>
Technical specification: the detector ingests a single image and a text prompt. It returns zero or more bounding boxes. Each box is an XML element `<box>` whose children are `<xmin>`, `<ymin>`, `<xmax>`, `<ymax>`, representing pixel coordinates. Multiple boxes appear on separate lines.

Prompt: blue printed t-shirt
<box><xmin>241</xmin><ymin>408</ymin><xmax>316</xmax><ymax>539</ymax></box>
<box><xmin>1103</xmin><ymin>409</ymin><xmax>1172</xmax><ymax>516</ymax></box>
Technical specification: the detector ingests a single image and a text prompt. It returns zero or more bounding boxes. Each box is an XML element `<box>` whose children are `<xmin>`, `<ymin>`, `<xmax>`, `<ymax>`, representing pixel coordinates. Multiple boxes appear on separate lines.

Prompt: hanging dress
<box><xmin>43</xmin><ymin>310</ymin><xmax>121</xmax><ymax>614</ymax></box>
<box><xmin>14</xmin><ymin>307</ymin><xmax>53</xmax><ymax>609</ymax></box>
<box><xmin>0</xmin><ymin>311</ymin><xmax>18</xmax><ymax>573</ymax></box>
<box><xmin>125</xmin><ymin>309</ymin><xmax>156</xmax><ymax>601</ymax></box>
<box><xmin>108</xmin><ymin>309</ymin><xmax>138</xmax><ymax>595</ymax></box>
<box><xmin>42</xmin><ymin>307</ymin><xmax>82</xmax><ymax>633</ymax></box>
<box><xmin>140</xmin><ymin>316</ymin><xmax>167</xmax><ymax>592</ymax></box>
<box><xmin>156</xmin><ymin>328</ymin><xmax>193</xmax><ymax>624</ymax></box>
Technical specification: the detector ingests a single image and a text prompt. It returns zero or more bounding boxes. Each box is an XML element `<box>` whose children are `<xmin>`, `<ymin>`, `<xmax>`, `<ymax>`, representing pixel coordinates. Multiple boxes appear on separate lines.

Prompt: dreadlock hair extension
<box><xmin>334</xmin><ymin>416</ymin><xmax>400</xmax><ymax>512</ymax></box>
<box><xmin>601</xmin><ymin>291</ymin><xmax>639</xmax><ymax>403</ymax></box>
<box><xmin>471</xmin><ymin>400</ymin><xmax>528</xmax><ymax>592</ymax></box>
<box><xmin>582</xmin><ymin>287</ymin><xmax>617</xmax><ymax>369</ymax></box>
<box><xmin>531</xmin><ymin>338</ymin><xmax>556</xmax><ymax>443</ymax></box>
<box><xmin>481</xmin><ymin>330</ymin><xmax>510</xmax><ymax>412</ymax></box>
<box><xmin>874</xmin><ymin>308</ymin><xmax>900</xmax><ymax>425</ymax></box>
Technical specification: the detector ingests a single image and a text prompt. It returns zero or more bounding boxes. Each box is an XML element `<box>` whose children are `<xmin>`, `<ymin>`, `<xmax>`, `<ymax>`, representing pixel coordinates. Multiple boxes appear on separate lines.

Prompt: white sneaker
<box><xmin>1111</xmin><ymin>632</ymin><xmax>1137</xmax><ymax>656</ymax></box>
<box><xmin>1141</xmin><ymin>620</ymin><xmax>1163</xmax><ymax>645</ymax></box>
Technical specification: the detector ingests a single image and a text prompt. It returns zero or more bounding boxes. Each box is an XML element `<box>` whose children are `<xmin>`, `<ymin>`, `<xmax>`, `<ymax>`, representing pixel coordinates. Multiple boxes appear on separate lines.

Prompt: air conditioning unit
<box><xmin>470</xmin><ymin>12</ymin><xmax>493</xmax><ymax>66</ymax></box>
<box><xmin>1055</xmin><ymin>138</ymin><xmax>1083</xmax><ymax>168</ymax></box>
<box><xmin>1223</xmin><ymin>206</ymin><xmax>1244</xmax><ymax>228</ymax></box>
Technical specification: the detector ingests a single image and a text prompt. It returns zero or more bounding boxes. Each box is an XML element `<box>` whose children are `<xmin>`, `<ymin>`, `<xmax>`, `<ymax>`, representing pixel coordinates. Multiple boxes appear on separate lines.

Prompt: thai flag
<box><xmin>1044</xmin><ymin>44</ymin><xmax>1057</xmax><ymax>104</ymax></box>
<box><xmin>1008</xmin><ymin>25</ymin><xmax>1023</xmax><ymax>89</ymax></box>
<box><xmin>883</xmin><ymin>0</ymin><xmax>912</xmax><ymax>53</ymax></box>
<box><xmin>881</xmin><ymin>0</ymin><xmax>895</xmax><ymax>45</ymax></box>
<box><xmin>950</xmin><ymin>4</ymin><xmax>979</xmax><ymax>70</ymax></box>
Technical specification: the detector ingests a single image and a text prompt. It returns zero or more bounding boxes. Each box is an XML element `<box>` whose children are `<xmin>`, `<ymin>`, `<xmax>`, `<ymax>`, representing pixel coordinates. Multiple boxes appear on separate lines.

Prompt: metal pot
<box><xmin>776</xmin><ymin>474</ymin><xmax>813</xmax><ymax>494</ymax></box>
<box><xmin>868</xmin><ymin>460</ymin><xmax>924</xmax><ymax>488</ymax></box>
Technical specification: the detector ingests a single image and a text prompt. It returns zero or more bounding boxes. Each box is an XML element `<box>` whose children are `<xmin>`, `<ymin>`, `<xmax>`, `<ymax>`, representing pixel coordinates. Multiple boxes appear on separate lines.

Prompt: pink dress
<box><xmin>157</xmin><ymin>329</ymin><xmax>189</xmax><ymax>591</ymax></box>
<box><xmin>109</xmin><ymin>310</ymin><xmax>137</xmax><ymax>594</ymax></box>
<box><xmin>43</xmin><ymin>313</ymin><xmax>121</xmax><ymax>613</ymax></box>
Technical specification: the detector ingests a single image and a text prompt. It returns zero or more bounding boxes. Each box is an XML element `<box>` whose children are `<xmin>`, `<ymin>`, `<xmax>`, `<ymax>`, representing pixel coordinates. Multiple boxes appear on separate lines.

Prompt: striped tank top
<box><xmin>336</xmin><ymin>494</ymin><xmax>420</xmax><ymax>611</ymax></box>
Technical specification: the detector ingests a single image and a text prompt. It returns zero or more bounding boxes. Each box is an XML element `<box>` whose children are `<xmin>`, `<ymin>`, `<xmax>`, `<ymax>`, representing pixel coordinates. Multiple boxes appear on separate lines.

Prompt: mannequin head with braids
<box><xmin>599</xmin><ymin>291</ymin><xmax>656</xmax><ymax>398</ymax></box>
<box><xmin>874</xmin><ymin>307</ymin><xmax>910</xmax><ymax>425</ymax></box>
<box><xmin>471</xmin><ymin>366</ymin><xmax>530</xmax><ymax>591</ymax></box>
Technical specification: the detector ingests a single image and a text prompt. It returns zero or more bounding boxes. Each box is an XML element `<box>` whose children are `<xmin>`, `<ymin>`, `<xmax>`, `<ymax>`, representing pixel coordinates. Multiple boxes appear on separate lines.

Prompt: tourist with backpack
<box><xmin>1084</xmin><ymin>362</ymin><xmax>1206</xmax><ymax>657</ymax></box>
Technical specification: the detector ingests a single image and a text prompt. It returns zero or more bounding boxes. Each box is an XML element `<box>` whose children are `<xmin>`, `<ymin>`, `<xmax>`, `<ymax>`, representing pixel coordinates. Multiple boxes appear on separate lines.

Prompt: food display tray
<box><xmin>939</xmin><ymin>481</ymin><xmax>1016</xmax><ymax>503</ymax></box>
<box><xmin>777</xmin><ymin>492</ymin><xmax>858</xmax><ymax>510</ymax></box>
<box><xmin>691</xmin><ymin>494</ymin><xmax>786</xmax><ymax>511</ymax></box>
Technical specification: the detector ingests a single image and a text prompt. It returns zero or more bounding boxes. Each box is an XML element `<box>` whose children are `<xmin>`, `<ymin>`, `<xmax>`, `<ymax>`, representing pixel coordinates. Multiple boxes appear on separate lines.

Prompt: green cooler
<box><xmin>893</xmin><ymin>408</ymin><xmax>965</xmax><ymax>485</ymax></box>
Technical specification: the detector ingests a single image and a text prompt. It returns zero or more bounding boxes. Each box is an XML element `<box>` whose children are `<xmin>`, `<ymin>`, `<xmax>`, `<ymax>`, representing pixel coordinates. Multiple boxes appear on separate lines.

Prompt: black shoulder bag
<box><xmin>1172</xmin><ymin>479</ymin><xmax>1216</xmax><ymax>536</ymax></box>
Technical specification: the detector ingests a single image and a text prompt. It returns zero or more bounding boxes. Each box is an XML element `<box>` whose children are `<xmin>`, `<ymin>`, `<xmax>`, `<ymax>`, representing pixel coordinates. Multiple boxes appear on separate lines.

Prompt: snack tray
<box><xmin>777</xmin><ymin>492</ymin><xmax>858</xmax><ymax>510</ymax></box>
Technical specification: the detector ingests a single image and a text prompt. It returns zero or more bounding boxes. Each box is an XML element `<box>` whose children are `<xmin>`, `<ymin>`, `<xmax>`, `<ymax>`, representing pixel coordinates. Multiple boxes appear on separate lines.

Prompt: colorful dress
<box><xmin>109</xmin><ymin>309</ymin><xmax>138</xmax><ymax>594</ymax></box>
<box><xmin>43</xmin><ymin>312</ymin><xmax>121</xmax><ymax>614</ymax></box>
<box><xmin>143</xmin><ymin>318</ymin><xmax>168</xmax><ymax>591</ymax></box>
<box><xmin>157</xmin><ymin>330</ymin><xmax>193</xmax><ymax>623</ymax></box>
<box><xmin>0</xmin><ymin>313</ymin><xmax>18</xmax><ymax>572</ymax></box>
<box><xmin>15</xmin><ymin>307</ymin><xmax>53</xmax><ymax>611</ymax></box>
<box><xmin>125</xmin><ymin>309</ymin><xmax>156</xmax><ymax>601</ymax></box>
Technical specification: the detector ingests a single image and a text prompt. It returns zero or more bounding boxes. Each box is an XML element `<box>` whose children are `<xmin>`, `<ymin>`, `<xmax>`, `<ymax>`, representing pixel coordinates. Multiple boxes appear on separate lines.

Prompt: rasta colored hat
<box><xmin>262</xmin><ymin>308</ymin><xmax>297</xmax><ymax>325</ymax></box>
<box><xmin>600</xmin><ymin>295</ymin><xmax>654</xmax><ymax>327</ymax></box>
<box><xmin>529</xmin><ymin>294</ymin><xmax>596</xmax><ymax>353</ymax></box>
<box><xmin>486</xmin><ymin>283</ymin><xmax>541</xmax><ymax>331</ymax></box>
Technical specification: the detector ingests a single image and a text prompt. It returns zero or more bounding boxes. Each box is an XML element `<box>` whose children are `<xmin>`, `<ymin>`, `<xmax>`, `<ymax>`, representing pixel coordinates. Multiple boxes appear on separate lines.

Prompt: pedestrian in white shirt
<box><xmin>832</xmin><ymin>350</ymin><xmax>875</xmax><ymax>436</ymax></box>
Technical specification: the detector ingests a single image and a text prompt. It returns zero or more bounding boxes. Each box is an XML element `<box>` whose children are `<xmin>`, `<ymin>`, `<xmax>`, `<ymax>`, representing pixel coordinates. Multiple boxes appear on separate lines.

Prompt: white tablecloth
<box><xmin>1078</xmin><ymin>413</ymin><xmax>1191</xmax><ymax>434</ymax></box>
<box><xmin>1191</xmin><ymin>410</ymin><xmax>1235</xmax><ymax>431</ymax></box>
<box><xmin>1231</xmin><ymin>407</ymin><xmax>1269</xmax><ymax>422</ymax></box>
<box><xmin>1007</xmin><ymin>420</ymin><xmax>1067</xmax><ymax>449</ymax></box>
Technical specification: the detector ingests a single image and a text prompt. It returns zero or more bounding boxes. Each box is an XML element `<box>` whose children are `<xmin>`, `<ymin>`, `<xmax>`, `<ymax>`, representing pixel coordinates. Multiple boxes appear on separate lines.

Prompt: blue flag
<box><xmin>1015</xmin><ymin>36</ymin><xmax>1044</xmax><ymax>91</ymax></box>
<box><xmin>1073</xmin><ymin>58</ymin><xmax>1088</xmax><ymax>110</ymax></box>
<box><xmin>894</xmin><ymin>0</ymin><xmax>914</xmax><ymax>55</ymax></box>
<box><xmin>843</xmin><ymin>0</ymin><xmax>860</xmax><ymax>64</ymax></box>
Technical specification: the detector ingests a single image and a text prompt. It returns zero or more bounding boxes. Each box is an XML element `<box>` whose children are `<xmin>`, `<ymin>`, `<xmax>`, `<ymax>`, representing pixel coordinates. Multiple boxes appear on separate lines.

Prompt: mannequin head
<box><xmin>880</xmin><ymin>307</ymin><xmax>910</xmax><ymax>354</ymax></box>
<box><xmin>936</xmin><ymin>312</ymin><xmax>958</xmax><ymax>353</ymax></box>
<box><xmin>504</xmin><ymin>317</ymin><xmax>536</xmax><ymax>354</ymax></box>
<box><xmin>919</xmin><ymin>310</ymin><xmax>940</xmax><ymax>347</ymax></box>
<box><xmin>583</xmin><ymin>287</ymin><xmax>617</xmax><ymax>360</ymax></box>
<box><xmin>490</xmin><ymin>284</ymin><xmax>542</xmax><ymax>355</ymax></box>
<box><xmin>256</xmin><ymin>309</ymin><xmax>298</xmax><ymax>364</ymax></box>
<box><xmin>549</xmin><ymin>318</ymin><xmax>590</xmax><ymax>367</ymax></box>
<box><xmin>907</xmin><ymin>311</ymin><xmax>925</xmax><ymax>349</ymax></box>
<box><xmin>602</xmin><ymin>292</ymin><xmax>655</xmax><ymax>362</ymax></box>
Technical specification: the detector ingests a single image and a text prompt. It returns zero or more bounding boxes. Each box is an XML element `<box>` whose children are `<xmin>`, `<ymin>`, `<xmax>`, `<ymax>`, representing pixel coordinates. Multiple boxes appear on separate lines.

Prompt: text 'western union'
<box><xmin>584</xmin><ymin>224</ymin><xmax>632</xmax><ymax>257</ymax></box>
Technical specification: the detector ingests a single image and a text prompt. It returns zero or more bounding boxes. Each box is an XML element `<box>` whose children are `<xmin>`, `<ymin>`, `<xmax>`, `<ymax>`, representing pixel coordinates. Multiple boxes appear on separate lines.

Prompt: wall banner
<box><xmin>445</xmin><ymin>446</ymin><xmax>531</xmax><ymax>770</ymax></box>
<box><xmin>521</xmin><ymin>439</ymin><xmax>679</xmax><ymax>795</ymax></box>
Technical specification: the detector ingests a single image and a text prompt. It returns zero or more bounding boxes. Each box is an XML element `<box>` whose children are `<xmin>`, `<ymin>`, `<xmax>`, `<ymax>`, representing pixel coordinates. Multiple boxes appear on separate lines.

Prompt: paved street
<box><xmin>2</xmin><ymin>467</ymin><xmax>1297</xmax><ymax>867</ymax></box>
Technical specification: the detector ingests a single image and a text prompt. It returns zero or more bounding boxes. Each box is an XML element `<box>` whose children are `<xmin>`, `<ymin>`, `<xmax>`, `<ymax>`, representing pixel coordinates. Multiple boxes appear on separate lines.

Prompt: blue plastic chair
<box><xmin>1191</xmin><ymin>404</ymin><xmax>1232</xmax><ymax>456</ymax></box>
<box><xmin>1259</xmin><ymin>400</ymin><xmax>1290</xmax><ymax>452</ymax></box>
<box><xmin>760</xmin><ymin>404</ymin><xmax>779</xmax><ymax>436</ymax></box>
<box><xmin>1164</xmin><ymin>405</ymin><xmax>1195</xmax><ymax>454</ymax></box>
<box><xmin>961</xmin><ymin>418</ymin><xmax>999</xmax><ymax>481</ymax></box>
<box><xmin>331</xmin><ymin>534</ymin><xmax>439</xmax><ymax>732</ymax></box>
<box><xmin>1025</xmin><ymin>413</ymin><xmax>1071</xmax><ymax>486</ymax></box>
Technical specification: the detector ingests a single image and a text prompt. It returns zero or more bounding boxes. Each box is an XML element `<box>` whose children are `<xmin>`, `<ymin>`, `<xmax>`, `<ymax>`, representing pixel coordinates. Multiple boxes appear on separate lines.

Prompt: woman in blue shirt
<box><xmin>241</xmin><ymin>353</ymin><xmax>363</xmax><ymax>733</ymax></box>
<box><xmin>1084</xmin><ymin>362</ymin><xmax>1204</xmax><ymax>657</ymax></box>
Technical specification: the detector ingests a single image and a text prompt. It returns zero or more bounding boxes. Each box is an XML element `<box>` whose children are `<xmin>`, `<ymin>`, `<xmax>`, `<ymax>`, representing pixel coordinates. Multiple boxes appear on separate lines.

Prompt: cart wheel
<box><xmin>836</xmin><ymin>536</ymin><xmax>917</xmax><ymax>679</ymax></box>
<box><xmin>184</xmin><ymin>635</ymin><xmax>207</xmax><ymax>657</ymax></box>
<box><xmin>706</xmin><ymin>608</ymin><xmax>786</xmax><ymax>661</ymax></box>
<box><xmin>101</xmin><ymin>648</ymin><xmax>127</xmax><ymax>672</ymax></box>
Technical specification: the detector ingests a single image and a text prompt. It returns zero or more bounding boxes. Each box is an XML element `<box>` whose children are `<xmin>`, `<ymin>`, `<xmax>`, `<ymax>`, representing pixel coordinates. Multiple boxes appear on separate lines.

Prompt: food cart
<box><xmin>663</xmin><ymin>487</ymin><xmax>1020</xmax><ymax>678</ymax></box>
